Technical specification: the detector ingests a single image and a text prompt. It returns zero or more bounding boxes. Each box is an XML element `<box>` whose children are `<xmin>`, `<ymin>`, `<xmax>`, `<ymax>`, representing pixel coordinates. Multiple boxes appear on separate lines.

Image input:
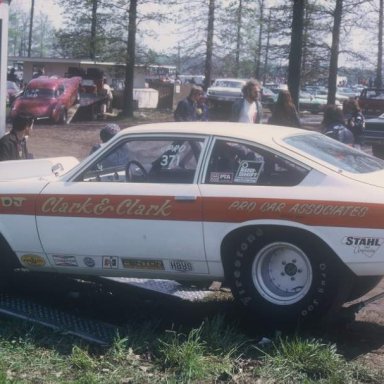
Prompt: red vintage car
<box><xmin>11</xmin><ymin>76</ymin><xmax>81</xmax><ymax>124</ymax></box>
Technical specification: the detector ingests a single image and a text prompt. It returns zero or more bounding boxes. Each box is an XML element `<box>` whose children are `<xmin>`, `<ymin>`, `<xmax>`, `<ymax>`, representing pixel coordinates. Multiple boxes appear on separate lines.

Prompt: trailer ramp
<box><xmin>0</xmin><ymin>278</ymin><xmax>220</xmax><ymax>345</ymax></box>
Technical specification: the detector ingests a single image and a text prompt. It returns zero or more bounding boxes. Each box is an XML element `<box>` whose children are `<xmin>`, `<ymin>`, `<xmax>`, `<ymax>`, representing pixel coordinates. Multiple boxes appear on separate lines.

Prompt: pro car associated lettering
<box><xmin>40</xmin><ymin>197</ymin><xmax>172</xmax><ymax>217</ymax></box>
<box><xmin>289</xmin><ymin>203</ymin><xmax>368</xmax><ymax>217</ymax></box>
<box><xmin>228</xmin><ymin>200</ymin><xmax>368</xmax><ymax>217</ymax></box>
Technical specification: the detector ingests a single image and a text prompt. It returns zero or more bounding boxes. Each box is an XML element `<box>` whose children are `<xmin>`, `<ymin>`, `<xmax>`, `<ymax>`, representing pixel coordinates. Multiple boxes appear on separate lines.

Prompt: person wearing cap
<box><xmin>174</xmin><ymin>85</ymin><xmax>205</xmax><ymax>121</ymax></box>
<box><xmin>89</xmin><ymin>123</ymin><xmax>121</xmax><ymax>155</ymax></box>
<box><xmin>0</xmin><ymin>115</ymin><xmax>34</xmax><ymax>161</ymax></box>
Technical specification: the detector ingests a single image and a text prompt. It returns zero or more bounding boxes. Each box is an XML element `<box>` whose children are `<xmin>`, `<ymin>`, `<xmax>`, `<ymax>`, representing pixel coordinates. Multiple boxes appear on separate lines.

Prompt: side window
<box><xmin>79</xmin><ymin>137</ymin><xmax>204</xmax><ymax>184</ymax></box>
<box><xmin>205</xmin><ymin>139</ymin><xmax>309</xmax><ymax>186</ymax></box>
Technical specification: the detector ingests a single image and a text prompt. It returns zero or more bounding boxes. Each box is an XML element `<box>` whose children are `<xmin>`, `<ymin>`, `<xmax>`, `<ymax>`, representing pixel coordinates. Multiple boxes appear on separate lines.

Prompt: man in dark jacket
<box><xmin>231</xmin><ymin>79</ymin><xmax>263</xmax><ymax>123</ymax></box>
<box><xmin>0</xmin><ymin>116</ymin><xmax>34</xmax><ymax>161</ymax></box>
<box><xmin>174</xmin><ymin>85</ymin><xmax>204</xmax><ymax>121</ymax></box>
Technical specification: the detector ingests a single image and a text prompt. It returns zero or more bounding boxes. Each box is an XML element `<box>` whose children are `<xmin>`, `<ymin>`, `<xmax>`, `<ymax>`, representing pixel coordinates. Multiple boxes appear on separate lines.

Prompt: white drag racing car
<box><xmin>1</xmin><ymin>122</ymin><xmax>384</xmax><ymax>327</ymax></box>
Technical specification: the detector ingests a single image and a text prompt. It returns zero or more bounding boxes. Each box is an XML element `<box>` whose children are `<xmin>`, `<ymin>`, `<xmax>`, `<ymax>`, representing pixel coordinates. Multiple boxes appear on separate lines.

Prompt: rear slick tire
<box><xmin>225</xmin><ymin>228</ymin><xmax>352</xmax><ymax>329</ymax></box>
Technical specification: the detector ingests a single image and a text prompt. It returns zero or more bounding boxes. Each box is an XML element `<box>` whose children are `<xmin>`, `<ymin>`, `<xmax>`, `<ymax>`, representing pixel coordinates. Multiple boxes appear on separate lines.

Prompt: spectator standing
<box><xmin>345</xmin><ymin>99</ymin><xmax>365</xmax><ymax>149</ymax></box>
<box><xmin>174</xmin><ymin>85</ymin><xmax>204</xmax><ymax>121</ymax></box>
<box><xmin>89</xmin><ymin>123</ymin><xmax>121</xmax><ymax>155</ymax></box>
<box><xmin>231</xmin><ymin>79</ymin><xmax>263</xmax><ymax>123</ymax></box>
<box><xmin>322</xmin><ymin>105</ymin><xmax>354</xmax><ymax>145</ymax></box>
<box><xmin>195</xmin><ymin>92</ymin><xmax>209</xmax><ymax>121</ymax></box>
<box><xmin>268</xmin><ymin>89</ymin><xmax>301</xmax><ymax>128</ymax></box>
<box><xmin>101</xmin><ymin>78</ymin><xmax>114</xmax><ymax>116</ymax></box>
<box><xmin>0</xmin><ymin>116</ymin><xmax>34</xmax><ymax>161</ymax></box>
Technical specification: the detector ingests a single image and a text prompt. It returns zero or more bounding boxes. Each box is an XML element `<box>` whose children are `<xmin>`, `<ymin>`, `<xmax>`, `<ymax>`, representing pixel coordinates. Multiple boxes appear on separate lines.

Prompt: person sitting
<box><xmin>322</xmin><ymin>105</ymin><xmax>354</xmax><ymax>145</ymax></box>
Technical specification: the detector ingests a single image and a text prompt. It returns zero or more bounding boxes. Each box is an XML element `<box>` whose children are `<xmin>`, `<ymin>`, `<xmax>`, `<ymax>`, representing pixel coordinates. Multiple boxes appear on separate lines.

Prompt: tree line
<box><xmin>7</xmin><ymin>0</ymin><xmax>384</xmax><ymax>115</ymax></box>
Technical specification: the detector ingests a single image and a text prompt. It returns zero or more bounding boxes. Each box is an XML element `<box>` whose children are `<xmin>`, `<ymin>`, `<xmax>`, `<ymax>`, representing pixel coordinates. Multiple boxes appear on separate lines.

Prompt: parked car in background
<box><xmin>337</xmin><ymin>87</ymin><xmax>360</xmax><ymax>99</ymax></box>
<box><xmin>1</xmin><ymin>122</ymin><xmax>384</xmax><ymax>329</ymax></box>
<box><xmin>260</xmin><ymin>86</ymin><xmax>278</xmax><ymax>110</ymax></box>
<box><xmin>6</xmin><ymin>81</ymin><xmax>22</xmax><ymax>107</ymax></box>
<box><xmin>206</xmin><ymin>78</ymin><xmax>246</xmax><ymax>108</ymax></box>
<box><xmin>363</xmin><ymin>113</ymin><xmax>384</xmax><ymax>158</ymax></box>
<box><xmin>11</xmin><ymin>76</ymin><xmax>81</xmax><ymax>124</ymax></box>
<box><xmin>299</xmin><ymin>91</ymin><xmax>328</xmax><ymax>114</ymax></box>
<box><xmin>358</xmin><ymin>88</ymin><xmax>384</xmax><ymax>116</ymax></box>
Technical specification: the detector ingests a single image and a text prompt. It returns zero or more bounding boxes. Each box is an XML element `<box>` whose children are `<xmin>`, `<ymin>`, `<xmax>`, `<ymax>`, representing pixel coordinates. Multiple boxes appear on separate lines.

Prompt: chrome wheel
<box><xmin>252</xmin><ymin>242</ymin><xmax>312</xmax><ymax>305</ymax></box>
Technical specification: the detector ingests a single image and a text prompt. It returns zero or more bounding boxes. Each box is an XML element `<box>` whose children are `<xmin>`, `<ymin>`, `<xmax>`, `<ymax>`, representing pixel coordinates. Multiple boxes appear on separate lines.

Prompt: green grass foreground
<box><xmin>0</xmin><ymin>314</ymin><xmax>382</xmax><ymax>384</ymax></box>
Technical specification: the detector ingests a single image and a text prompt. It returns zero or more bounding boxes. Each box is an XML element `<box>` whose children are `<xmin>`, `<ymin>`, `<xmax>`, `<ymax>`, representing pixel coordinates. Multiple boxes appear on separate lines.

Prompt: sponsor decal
<box><xmin>170</xmin><ymin>260</ymin><xmax>193</xmax><ymax>272</ymax></box>
<box><xmin>122</xmin><ymin>258</ymin><xmax>165</xmax><ymax>270</ymax></box>
<box><xmin>343</xmin><ymin>236</ymin><xmax>384</xmax><ymax>257</ymax></box>
<box><xmin>52</xmin><ymin>255</ymin><xmax>78</xmax><ymax>267</ymax></box>
<box><xmin>234</xmin><ymin>160</ymin><xmax>264</xmax><ymax>184</ymax></box>
<box><xmin>21</xmin><ymin>254</ymin><xmax>46</xmax><ymax>267</ymax></box>
<box><xmin>102</xmin><ymin>256</ymin><xmax>118</xmax><ymax>269</ymax></box>
<box><xmin>0</xmin><ymin>196</ymin><xmax>26</xmax><ymax>208</ymax></box>
<box><xmin>83</xmin><ymin>257</ymin><xmax>96</xmax><ymax>268</ymax></box>
<box><xmin>209</xmin><ymin>172</ymin><xmax>233</xmax><ymax>183</ymax></box>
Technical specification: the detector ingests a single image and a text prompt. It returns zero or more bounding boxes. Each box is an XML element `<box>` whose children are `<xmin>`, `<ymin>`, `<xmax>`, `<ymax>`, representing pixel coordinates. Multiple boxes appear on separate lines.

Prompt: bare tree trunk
<box><xmin>203</xmin><ymin>0</ymin><xmax>215</xmax><ymax>91</ymax></box>
<box><xmin>28</xmin><ymin>0</ymin><xmax>34</xmax><ymax>57</ymax></box>
<box><xmin>90</xmin><ymin>0</ymin><xmax>98</xmax><ymax>60</ymax></box>
<box><xmin>262</xmin><ymin>8</ymin><xmax>272</xmax><ymax>85</ymax></box>
<box><xmin>235</xmin><ymin>0</ymin><xmax>242</xmax><ymax>77</ymax></box>
<box><xmin>327</xmin><ymin>0</ymin><xmax>343</xmax><ymax>105</ymax></box>
<box><xmin>377</xmin><ymin>0</ymin><xmax>383</xmax><ymax>88</ymax></box>
<box><xmin>254</xmin><ymin>0</ymin><xmax>264</xmax><ymax>79</ymax></box>
<box><xmin>287</xmin><ymin>0</ymin><xmax>305</xmax><ymax>109</ymax></box>
<box><xmin>123</xmin><ymin>0</ymin><xmax>137</xmax><ymax>118</ymax></box>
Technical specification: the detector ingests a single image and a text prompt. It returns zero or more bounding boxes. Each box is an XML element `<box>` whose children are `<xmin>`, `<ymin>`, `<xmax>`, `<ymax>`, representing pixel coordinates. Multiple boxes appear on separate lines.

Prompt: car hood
<box><xmin>207</xmin><ymin>86</ymin><xmax>242</xmax><ymax>94</ymax></box>
<box><xmin>0</xmin><ymin>157</ymin><xmax>79</xmax><ymax>181</ymax></box>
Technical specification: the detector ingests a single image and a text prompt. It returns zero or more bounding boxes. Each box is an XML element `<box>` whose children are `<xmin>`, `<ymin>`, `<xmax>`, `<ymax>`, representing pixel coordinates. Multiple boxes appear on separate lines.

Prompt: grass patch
<box><xmin>255</xmin><ymin>336</ymin><xmax>382</xmax><ymax>383</ymax></box>
<box><xmin>0</xmin><ymin>315</ymin><xmax>382</xmax><ymax>383</ymax></box>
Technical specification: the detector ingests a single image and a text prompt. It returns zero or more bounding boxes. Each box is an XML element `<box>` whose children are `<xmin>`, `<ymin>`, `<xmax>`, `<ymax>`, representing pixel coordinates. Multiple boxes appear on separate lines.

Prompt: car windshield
<box><xmin>283</xmin><ymin>133</ymin><xmax>384</xmax><ymax>174</ymax></box>
<box><xmin>214</xmin><ymin>80</ymin><xmax>244</xmax><ymax>88</ymax></box>
<box><xmin>24</xmin><ymin>88</ymin><xmax>55</xmax><ymax>98</ymax></box>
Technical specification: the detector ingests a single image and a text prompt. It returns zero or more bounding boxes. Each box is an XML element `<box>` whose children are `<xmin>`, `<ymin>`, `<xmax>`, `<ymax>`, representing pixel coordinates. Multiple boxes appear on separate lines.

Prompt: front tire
<box><xmin>58</xmin><ymin>108</ymin><xmax>68</xmax><ymax>125</ymax></box>
<box><xmin>224</xmin><ymin>227</ymin><xmax>352</xmax><ymax>328</ymax></box>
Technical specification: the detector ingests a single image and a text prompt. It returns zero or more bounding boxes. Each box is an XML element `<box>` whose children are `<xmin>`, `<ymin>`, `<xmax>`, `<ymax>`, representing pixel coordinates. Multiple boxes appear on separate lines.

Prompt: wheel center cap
<box><xmin>284</xmin><ymin>263</ymin><xmax>297</xmax><ymax>276</ymax></box>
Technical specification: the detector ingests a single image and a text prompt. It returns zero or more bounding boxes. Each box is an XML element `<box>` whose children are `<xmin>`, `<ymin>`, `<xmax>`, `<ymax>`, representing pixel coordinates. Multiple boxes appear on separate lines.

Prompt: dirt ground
<box><xmin>6</xmin><ymin>109</ymin><xmax>384</xmax><ymax>369</ymax></box>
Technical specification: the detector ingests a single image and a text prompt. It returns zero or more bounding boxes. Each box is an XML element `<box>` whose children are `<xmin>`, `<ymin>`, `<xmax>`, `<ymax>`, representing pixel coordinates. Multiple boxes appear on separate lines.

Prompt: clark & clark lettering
<box><xmin>40</xmin><ymin>197</ymin><xmax>172</xmax><ymax>217</ymax></box>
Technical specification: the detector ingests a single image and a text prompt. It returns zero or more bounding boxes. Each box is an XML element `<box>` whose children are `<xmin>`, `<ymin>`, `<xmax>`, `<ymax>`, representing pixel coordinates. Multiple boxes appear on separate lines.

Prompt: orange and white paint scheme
<box><xmin>1</xmin><ymin>122</ymin><xmax>384</xmax><ymax>328</ymax></box>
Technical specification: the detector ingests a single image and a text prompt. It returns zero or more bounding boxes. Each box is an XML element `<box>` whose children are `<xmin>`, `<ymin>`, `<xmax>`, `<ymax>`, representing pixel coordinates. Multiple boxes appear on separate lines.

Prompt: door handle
<box><xmin>174</xmin><ymin>196</ymin><xmax>197</xmax><ymax>201</ymax></box>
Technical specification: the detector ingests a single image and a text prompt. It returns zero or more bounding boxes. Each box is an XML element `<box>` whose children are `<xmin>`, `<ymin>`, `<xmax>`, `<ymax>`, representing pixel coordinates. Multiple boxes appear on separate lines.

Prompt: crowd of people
<box><xmin>174</xmin><ymin>78</ymin><xmax>365</xmax><ymax>149</ymax></box>
<box><xmin>0</xmin><ymin>78</ymin><xmax>366</xmax><ymax>162</ymax></box>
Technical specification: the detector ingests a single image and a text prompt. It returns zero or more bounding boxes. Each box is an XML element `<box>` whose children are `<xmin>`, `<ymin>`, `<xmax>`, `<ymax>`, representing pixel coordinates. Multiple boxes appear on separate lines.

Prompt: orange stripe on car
<box><xmin>0</xmin><ymin>194</ymin><xmax>383</xmax><ymax>228</ymax></box>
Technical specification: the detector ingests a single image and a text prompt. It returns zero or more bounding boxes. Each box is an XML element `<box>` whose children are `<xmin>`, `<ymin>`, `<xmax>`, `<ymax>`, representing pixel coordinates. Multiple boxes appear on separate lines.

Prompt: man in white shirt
<box><xmin>231</xmin><ymin>79</ymin><xmax>263</xmax><ymax>123</ymax></box>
